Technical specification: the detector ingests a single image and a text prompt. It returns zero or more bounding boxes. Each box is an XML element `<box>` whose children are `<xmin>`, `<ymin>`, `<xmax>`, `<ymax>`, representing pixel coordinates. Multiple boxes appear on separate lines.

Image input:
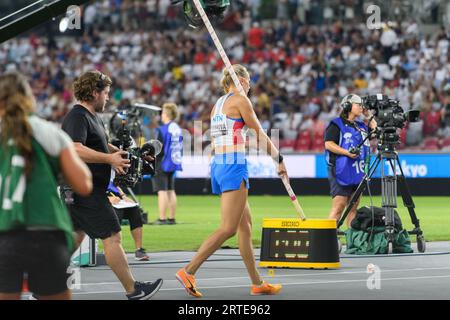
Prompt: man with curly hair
<box><xmin>62</xmin><ymin>71</ymin><xmax>163</xmax><ymax>300</ymax></box>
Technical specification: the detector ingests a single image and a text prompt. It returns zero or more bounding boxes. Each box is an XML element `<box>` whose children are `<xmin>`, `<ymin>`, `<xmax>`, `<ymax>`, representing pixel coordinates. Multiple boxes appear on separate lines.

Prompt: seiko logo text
<box><xmin>281</xmin><ymin>221</ymin><xmax>300</xmax><ymax>227</ymax></box>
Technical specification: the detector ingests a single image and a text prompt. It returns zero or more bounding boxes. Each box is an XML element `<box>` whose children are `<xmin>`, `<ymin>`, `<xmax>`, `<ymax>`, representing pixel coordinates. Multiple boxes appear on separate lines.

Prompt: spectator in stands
<box><xmin>380</xmin><ymin>25</ymin><xmax>398</xmax><ymax>63</ymax></box>
<box><xmin>247</xmin><ymin>22</ymin><xmax>264</xmax><ymax>49</ymax></box>
<box><xmin>439</xmin><ymin>84</ymin><xmax>450</xmax><ymax>137</ymax></box>
<box><xmin>367</xmin><ymin>70</ymin><xmax>383</xmax><ymax>93</ymax></box>
<box><xmin>283</xmin><ymin>109</ymin><xmax>301</xmax><ymax>140</ymax></box>
<box><xmin>0</xmin><ymin>2</ymin><xmax>448</xmax><ymax>151</ymax></box>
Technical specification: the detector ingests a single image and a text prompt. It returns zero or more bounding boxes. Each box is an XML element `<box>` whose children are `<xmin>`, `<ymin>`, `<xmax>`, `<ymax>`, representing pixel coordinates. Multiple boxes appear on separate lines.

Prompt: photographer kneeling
<box><xmin>325</xmin><ymin>94</ymin><xmax>376</xmax><ymax>226</ymax></box>
<box><xmin>107</xmin><ymin>179</ymin><xmax>150</xmax><ymax>261</ymax></box>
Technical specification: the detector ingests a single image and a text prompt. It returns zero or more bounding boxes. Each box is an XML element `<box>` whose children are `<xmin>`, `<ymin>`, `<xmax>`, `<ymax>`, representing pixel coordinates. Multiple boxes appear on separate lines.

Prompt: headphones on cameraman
<box><xmin>95</xmin><ymin>72</ymin><xmax>108</xmax><ymax>90</ymax></box>
<box><xmin>341</xmin><ymin>94</ymin><xmax>354</xmax><ymax>114</ymax></box>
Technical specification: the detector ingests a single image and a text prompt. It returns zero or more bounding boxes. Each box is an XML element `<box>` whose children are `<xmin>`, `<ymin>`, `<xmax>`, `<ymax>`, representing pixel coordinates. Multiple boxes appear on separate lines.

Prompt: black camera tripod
<box><xmin>337</xmin><ymin>129</ymin><xmax>426</xmax><ymax>253</ymax></box>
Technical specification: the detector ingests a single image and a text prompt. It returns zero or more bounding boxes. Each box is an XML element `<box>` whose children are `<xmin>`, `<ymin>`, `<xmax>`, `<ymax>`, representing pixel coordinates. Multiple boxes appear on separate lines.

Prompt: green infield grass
<box><xmin>116</xmin><ymin>195</ymin><xmax>450</xmax><ymax>253</ymax></box>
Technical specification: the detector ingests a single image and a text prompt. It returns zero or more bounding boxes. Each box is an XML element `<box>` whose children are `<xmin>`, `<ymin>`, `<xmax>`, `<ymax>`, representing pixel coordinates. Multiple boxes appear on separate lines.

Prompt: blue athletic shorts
<box><xmin>211</xmin><ymin>153</ymin><xmax>250</xmax><ymax>195</ymax></box>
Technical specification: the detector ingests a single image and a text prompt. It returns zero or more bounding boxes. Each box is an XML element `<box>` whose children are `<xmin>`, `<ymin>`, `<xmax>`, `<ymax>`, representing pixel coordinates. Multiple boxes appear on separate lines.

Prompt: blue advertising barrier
<box><xmin>316</xmin><ymin>153</ymin><xmax>450</xmax><ymax>178</ymax></box>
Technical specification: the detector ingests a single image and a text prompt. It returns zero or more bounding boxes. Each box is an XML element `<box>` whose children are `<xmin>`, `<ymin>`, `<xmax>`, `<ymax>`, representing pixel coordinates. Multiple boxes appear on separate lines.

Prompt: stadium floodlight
<box><xmin>0</xmin><ymin>0</ymin><xmax>90</xmax><ymax>44</ymax></box>
<box><xmin>59</xmin><ymin>17</ymin><xmax>69</xmax><ymax>33</ymax></box>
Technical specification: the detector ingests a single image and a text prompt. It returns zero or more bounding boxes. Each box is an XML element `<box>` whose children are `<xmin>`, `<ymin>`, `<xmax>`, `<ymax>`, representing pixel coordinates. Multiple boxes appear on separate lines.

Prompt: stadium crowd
<box><xmin>0</xmin><ymin>0</ymin><xmax>449</xmax><ymax>152</ymax></box>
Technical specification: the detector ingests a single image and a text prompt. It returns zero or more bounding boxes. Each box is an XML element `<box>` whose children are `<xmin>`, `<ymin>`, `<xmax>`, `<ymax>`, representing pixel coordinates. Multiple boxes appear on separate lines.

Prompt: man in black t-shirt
<box><xmin>62</xmin><ymin>71</ymin><xmax>162</xmax><ymax>300</ymax></box>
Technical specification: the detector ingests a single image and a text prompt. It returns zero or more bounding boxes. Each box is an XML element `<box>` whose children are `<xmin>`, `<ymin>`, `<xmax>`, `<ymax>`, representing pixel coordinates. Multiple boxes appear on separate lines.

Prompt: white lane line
<box><xmin>71</xmin><ymin>274</ymin><xmax>450</xmax><ymax>296</ymax></box>
<box><xmin>76</xmin><ymin>266</ymin><xmax>450</xmax><ymax>287</ymax></box>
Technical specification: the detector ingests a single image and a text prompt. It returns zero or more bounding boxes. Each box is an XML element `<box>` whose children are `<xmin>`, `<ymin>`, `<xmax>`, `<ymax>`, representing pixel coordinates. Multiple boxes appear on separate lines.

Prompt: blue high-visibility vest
<box><xmin>158</xmin><ymin>121</ymin><xmax>183</xmax><ymax>173</ymax></box>
<box><xmin>325</xmin><ymin>117</ymin><xmax>369</xmax><ymax>186</ymax></box>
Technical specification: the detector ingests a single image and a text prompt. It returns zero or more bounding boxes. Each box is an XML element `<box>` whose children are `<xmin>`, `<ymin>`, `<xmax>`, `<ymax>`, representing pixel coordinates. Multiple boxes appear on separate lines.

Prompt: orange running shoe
<box><xmin>175</xmin><ymin>268</ymin><xmax>203</xmax><ymax>298</ymax></box>
<box><xmin>251</xmin><ymin>281</ymin><xmax>282</xmax><ymax>295</ymax></box>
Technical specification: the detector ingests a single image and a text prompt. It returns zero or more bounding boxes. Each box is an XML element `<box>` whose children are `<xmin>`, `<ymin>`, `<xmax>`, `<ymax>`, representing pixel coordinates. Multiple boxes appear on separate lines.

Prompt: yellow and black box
<box><xmin>260</xmin><ymin>218</ymin><xmax>340</xmax><ymax>269</ymax></box>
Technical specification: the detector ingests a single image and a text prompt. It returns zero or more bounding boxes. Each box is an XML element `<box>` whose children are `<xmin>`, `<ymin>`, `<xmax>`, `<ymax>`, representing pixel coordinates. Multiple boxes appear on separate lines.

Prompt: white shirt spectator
<box><xmin>122</xmin><ymin>87</ymin><xmax>136</xmax><ymax>100</ymax></box>
<box><xmin>338</xmin><ymin>85</ymin><xmax>349</xmax><ymax>98</ymax></box>
<box><xmin>412</xmin><ymin>89</ymin><xmax>423</xmax><ymax>109</ymax></box>
<box><xmin>368</xmin><ymin>75</ymin><xmax>383</xmax><ymax>93</ymax></box>
<box><xmin>84</xmin><ymin>4</ymin><xmax>97</xmax><ymax>25</ymax></box>
<box><xmin>159</xmin><ymin>0</ymin><xmax>171</xmax><ymax>16</ymax></box>
<box><xmin>283</xmin><ymin>112</ymin><xmax>302</xmax><ymax>140</ymax></box>
<box><xmin>405</xmin><ymin>22</ymin><xmax>419</xmax><ymax>36</ymax></box>
<box><xmin>380</xmin><ymin>28</ymin><xmax>397</xmax><ymax>47</ymax></box>
<box><xmin>299</xmin><ymin>79</ymin><xmax>308</xmax><ymax>97</ymax></box>
<box><xmin>147</xmin><ymin>0</ymin><xmax>157</xmax><ymax>13</ymax></box>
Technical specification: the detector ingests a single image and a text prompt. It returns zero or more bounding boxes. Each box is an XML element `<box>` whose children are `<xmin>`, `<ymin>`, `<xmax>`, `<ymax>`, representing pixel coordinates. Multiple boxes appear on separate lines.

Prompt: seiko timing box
<box><xmin>260</xmin><ymin>218</ymin><xmax>340</xmax><ymax>269</ymax></box>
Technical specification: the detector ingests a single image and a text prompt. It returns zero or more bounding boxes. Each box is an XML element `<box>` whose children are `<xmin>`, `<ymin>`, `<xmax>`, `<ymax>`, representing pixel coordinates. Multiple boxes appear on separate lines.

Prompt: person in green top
<box><xmin>0</xmin><ymin>72</ymin><xmax>92</xmax><ymax>300</ymax></box>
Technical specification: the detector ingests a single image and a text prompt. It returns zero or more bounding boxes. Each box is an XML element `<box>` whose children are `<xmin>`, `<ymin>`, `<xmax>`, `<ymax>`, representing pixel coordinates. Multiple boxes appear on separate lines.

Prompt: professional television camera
<box><xmin>363</xmin><ymin>94</ymin><xmax>421</xmax><ymax>129</ymax></box>
<box><xmin>110</xmin><ymin>111</ymin><xmax>162</xmax><ymax>188</ymax></box>
<box><xmin>362</xmin><ymin>94</ymin><xmax>421</xmax><ymax>149</ymax></box>
<box><xmin>171</xmin><ymin>0</ymin><xmax>230</xmax><ymax>28</ymax></box>
<box><xmin>338</xmin><ymin>94</ymin><xmax>425</xmax><ymax>253</ymax></box>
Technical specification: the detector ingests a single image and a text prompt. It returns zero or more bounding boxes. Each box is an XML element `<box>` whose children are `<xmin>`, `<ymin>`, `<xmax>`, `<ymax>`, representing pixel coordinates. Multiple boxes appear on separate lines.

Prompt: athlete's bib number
<box><xmin>211</xmin><ymin>114</ymin><xmax>228</xmax><ymax>138</ymax></box>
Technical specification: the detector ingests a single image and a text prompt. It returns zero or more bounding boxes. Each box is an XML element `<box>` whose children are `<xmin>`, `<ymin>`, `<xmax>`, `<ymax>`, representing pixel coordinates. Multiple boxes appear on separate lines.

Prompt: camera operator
<box><xmin>324</xmin><ymin>94</ymin><xmax>377</xmax><ymax>226</ymax></box>
<box><xmin>61</xmin><ymin>71</ymin><xmax>162</xmax><ymax>300</ymax></box>
<box><xmin>107</xmin><ymin>179</ymin><xmax>150</xmax><ymax>261</ymax></box>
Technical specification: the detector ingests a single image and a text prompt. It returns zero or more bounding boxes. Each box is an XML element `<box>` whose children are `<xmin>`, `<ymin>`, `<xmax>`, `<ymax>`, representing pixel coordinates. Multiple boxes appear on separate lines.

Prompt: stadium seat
<box><xmin>441</xmin><ymin>138</ymin><xmax>450</xmax><ymax>148</ymax></box>
<box><xmin>294</xmin><ymin>144</ymin><xmax>310</xmax><ymax>152</ymax></box>
<box><xmin>273</xmin><ymin>112</ymin><xmax>288</xmax><ymax>122</ymax></box>
<box><xmin>423</xmin><ymin>111</ymin><xmax>441</xmax><ymax>136</ymax></box>
<box><xmin>399</xmin><ymin>127</ymin><xmax>407</xmax><ymax>143</ymax></box>
<box><xmin>423</xmin><ymin>137</ymin><xmax>439</xmax><ymax>150</ymax></box>
<box><xmin>309</xmin><ymin>131</ymin><xmax>324</xmax><ymax>152</ymax></box>
<box><xmin>311</xmin><ymin>140</ymin><xmax>325</xmax><ymax>152</ymax></box>
<box><xmin>313</xmin><ymin>131</ymin><xmax>324</xmax><ymax>141</ymax></box>
<box><xmin>311</xmin><ymin>136</ymin><xmax>325</xmax><ymax>152</ymax></box>
<box><xmin>280</xmin><ymin>139</ymin><xmax>296</xmax><ymax>152</ymax></box>
<box><xmin>294</xmin><ymin>131</ymin><xmax>311</xmax><ymax>151</ymax></box>
<box><xmin>398</xmin><ymin>127</ymin><xmax>407</xmax><ymax>149</ymax></box>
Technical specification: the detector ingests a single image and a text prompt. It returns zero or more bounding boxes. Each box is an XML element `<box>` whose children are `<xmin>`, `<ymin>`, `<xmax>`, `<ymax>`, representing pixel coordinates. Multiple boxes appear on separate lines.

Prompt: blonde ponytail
<box><xmin>0</xmin><ymin>73</ymin><xmax>36</xmax><ymax>177</ymax></box>
<box><xmin>220</xmin><ymin>64</ymin><xmax>249</xmax><ymax>93</ymax></box>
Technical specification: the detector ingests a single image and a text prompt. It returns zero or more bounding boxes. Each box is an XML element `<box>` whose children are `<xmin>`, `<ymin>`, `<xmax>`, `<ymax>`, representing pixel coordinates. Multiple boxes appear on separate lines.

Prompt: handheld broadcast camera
<box><xmin>110</xmin><ymin>112</ymin><xmax>162</xmax><ymax>188</ymax></box>
<box><xmin>171</xmin><ymin>0</ymin><xmax>230</xmax><ymax>28</ymax></box>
